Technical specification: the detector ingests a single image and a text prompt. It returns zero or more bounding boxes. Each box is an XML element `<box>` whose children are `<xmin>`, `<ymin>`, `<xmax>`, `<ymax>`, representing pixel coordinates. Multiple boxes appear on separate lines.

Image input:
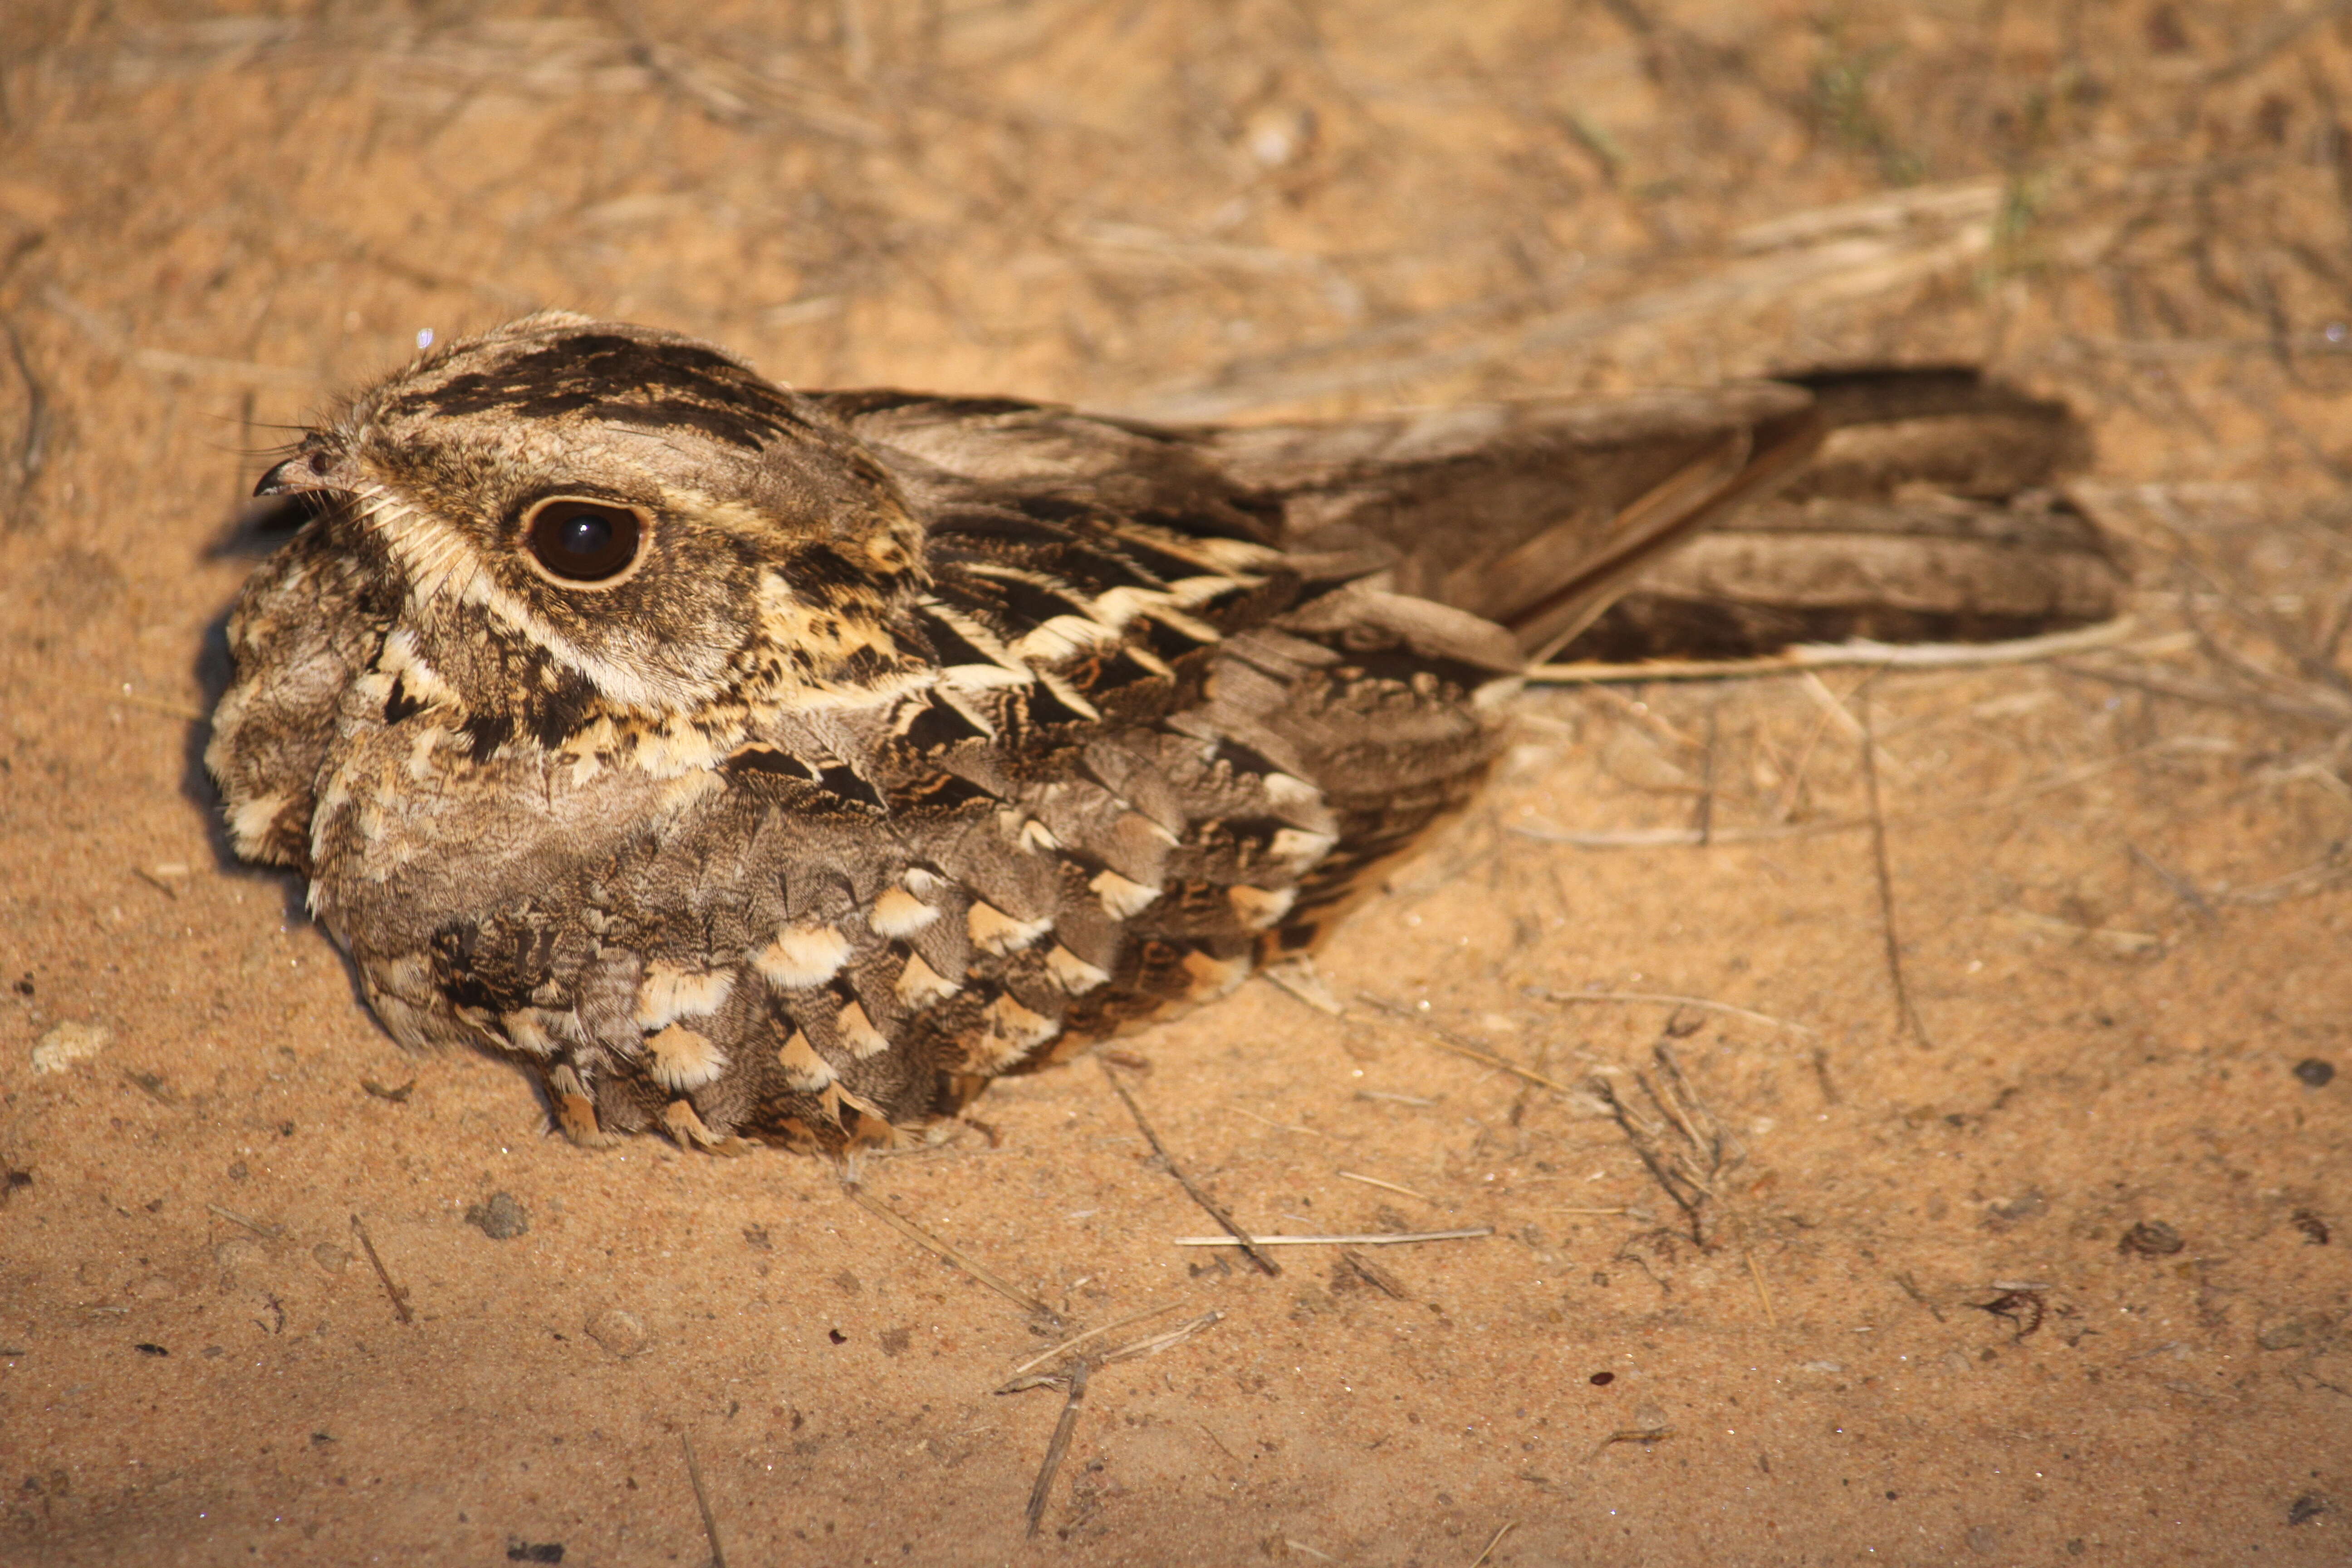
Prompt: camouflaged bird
<box><xmin>205</xmin><ymin>312</ymin><xmax>2108</xmax><ymax>1155</ymax></box>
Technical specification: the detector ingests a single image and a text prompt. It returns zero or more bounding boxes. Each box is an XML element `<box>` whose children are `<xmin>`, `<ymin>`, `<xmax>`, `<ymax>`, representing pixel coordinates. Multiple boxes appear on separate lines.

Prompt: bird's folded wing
<box><xmin>1188</xmin><ymin>383</ymin><xmax>1824</xmax><ymax>659</ymax></box>
<box><xmin>813</xmin><ymin>366</ymin><xmax>2118</xmax><ymax>667</ymax></box>
<box><xmin>814</xmin><ymin>382</ymin><xmax>1826</xmax><ymax>660</ymax></box>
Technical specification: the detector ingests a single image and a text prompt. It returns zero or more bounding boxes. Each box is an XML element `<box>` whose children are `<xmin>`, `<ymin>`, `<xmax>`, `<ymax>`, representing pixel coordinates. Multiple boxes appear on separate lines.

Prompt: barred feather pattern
<box><xmin>207</xmin><ymin>316</ymin><xmax>1525</xmax><ymax>1155</ymax></box>
<box><xmin>335</xmin><ymin>509</ymin><xmax>1508</xmax><ymax>1153</ymax></box>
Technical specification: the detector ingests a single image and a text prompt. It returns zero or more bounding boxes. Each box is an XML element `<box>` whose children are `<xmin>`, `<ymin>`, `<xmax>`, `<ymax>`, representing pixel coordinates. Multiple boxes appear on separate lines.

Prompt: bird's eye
<box><xmin>523</xmin><ymin>498</ymin><xmax>645</xmax><ymax>583</ymax></box>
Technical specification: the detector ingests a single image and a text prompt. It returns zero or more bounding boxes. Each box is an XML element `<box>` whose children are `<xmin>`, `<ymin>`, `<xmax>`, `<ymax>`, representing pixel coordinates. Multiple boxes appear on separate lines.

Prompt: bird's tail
<box><xmin>1202</xmin><ymin>366</ymin><xmax>2117</xmax><ymax>663</ymax></box>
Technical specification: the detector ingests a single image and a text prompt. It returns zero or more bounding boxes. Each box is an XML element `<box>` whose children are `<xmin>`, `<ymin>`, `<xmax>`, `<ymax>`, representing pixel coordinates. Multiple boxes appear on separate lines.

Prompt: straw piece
<box><xmin>1529</xmin><ymin>987</ymin><xmax>1815</xmax><ymax>1036</ymax></box>
<box><xmin>1000</xmin><ymin>1304</ymin><xmax>1182</xmax><ymax>1385</ymax></box>
<box><xmin>1526</xmin><ymin>616</ymin><xmax>2136</xmax><ymax>685</ymax></box>
<box><xmin>1171</xmin><ymin>1228</ymin><xmax>1493</xmax><ymax>1247</ymax></box>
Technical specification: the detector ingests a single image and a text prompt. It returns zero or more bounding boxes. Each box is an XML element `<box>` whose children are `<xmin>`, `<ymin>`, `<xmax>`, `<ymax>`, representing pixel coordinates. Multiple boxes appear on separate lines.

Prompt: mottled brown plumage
<box><xmin>205</xmin><ymin>313</ymin><xmax>2099</xmax><ymax>1155</ymax></box>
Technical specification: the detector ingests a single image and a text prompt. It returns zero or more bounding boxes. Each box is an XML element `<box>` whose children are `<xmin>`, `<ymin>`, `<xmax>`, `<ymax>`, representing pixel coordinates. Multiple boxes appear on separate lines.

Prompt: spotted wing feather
<box><xmin>397</xmin><ymin>484</ymin><xmax>1513</xmax><ymax>1153</ymax></box>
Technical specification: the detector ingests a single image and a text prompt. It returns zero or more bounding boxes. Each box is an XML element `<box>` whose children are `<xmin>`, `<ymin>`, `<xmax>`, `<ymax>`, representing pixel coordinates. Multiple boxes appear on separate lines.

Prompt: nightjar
<box><xmin>205</xmin><ymin>313</ymin><xmax>2104</xmax><ymax>1154</ymax></box>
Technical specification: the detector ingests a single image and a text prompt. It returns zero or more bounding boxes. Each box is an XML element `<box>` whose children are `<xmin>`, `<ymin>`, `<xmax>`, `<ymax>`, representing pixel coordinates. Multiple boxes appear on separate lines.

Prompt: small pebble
<box><xmin>30</xmin><ymin>1022</ymin><xmax>111</xmax><ymax>1075</ymax></box>
<box><xmin>2118</xmin><ymin>1220</ymin><xmax>2185</xmax><ymax>1256</ymax></box>
<box><xmin>312</xmin><ymin>1243</ymin><xmax>352</xmax><ymax>1274</ymax></box>
<box><xmin>2257</xmin><ymin>1320</ymin><xmax>2310</xmax><ymax>1350</ymax></box>
<box><xmin>585</xmin><ymin>1309</ymin><xmax>648</xmax><ymax>1358</ymax></box>
<box><xmin>465</xmin><ymin>1192</ymin><xmax>529</xmax><ymax>1241</ymax></box>
<box><xmin>2293</xmin><ymin>1058</ymin><xmax>2336</xmax><ymax>1089</ymax></box>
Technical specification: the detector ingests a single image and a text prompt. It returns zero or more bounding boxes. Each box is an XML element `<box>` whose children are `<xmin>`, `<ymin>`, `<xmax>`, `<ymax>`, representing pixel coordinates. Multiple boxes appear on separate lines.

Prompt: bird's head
<box><xmin>259</xmin><ymin>312</ymin><xmax>926</xmax><ymax>721</ymax></box>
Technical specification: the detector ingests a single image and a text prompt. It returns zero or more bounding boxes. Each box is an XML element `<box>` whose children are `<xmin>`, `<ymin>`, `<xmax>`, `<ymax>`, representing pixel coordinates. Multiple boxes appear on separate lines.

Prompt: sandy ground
<box><xmin>4</xmin><ymin>3</ymin><xmax>2352</xmax><ymax>1563</ymax></box>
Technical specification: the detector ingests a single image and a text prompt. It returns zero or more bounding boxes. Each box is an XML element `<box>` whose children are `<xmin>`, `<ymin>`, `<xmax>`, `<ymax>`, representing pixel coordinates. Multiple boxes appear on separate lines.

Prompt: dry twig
<box><xmin>1744</xmin><ymin>1246</ymin><xmax>1780</xmax><ymax>1329</ymax></box>
<box><xmin>1001</xmin><ymin>1304</ymin><xmax>1182</xmax><ymax>1385</ymax></box>
<box><xmin>348</xmin><ymin>1214</ymin><xmax>412</xmax><ymax>1325</ymax></box>
<box><xmin>998</xmin><ymin>1313</ymin><xmax>1225</xmax><ymax>1392</ymax></box>
<box><xmin>2</xmin><ymin>314</ymin><xmax>50</xmax><ymax>527</ymax></box>
<box><xmin>843</xmin><ymin>1185</ymin><xmax>1063</xmax><ymax>1327</ymax></box>
<box><xmin>1588</xmin><ymin>1411</ymin><xmax>1676</xmax><ymax>1461</ymax></box>
<box><xmin>1529</xmin><ymin>987</ymin><xmax>1815</xmax><ymax>1037</ymax></box>
<box><xmin>1336</xmin><ymin>1249</ymin><xmax>1411</xmax><ymax>1298</ymax></box>
<box><xmin>1098</xmin><ymin>1057</ymin><xmax>1279</xmax><ymax>1276</ymax></box>
<box><xmin>1095</xmin><ymin>1310</ymin><xmax>1223</xmax><ymax>1367</ymax></box>
<box><xmin>1355</xmin><ymin>995</ymin><xmax>1577</xmax><ymax>1093</ymax></box>
<box><xmin>2126</xmin><ymin>842</ymin><xmax>2218</xmax><ymax>923</ymax></box>
<box><xmin>1857</xmin><ymin>686</ymin><xmax>1933</xmax><ymax>1049</ymax></box>
<box><xmin>1024</xmin><ymin>1360</ymin><xmax>1088</xmax><ymax>1538</ymax></box>
<box><xmin>206</xmin><ymin>1202</ymin><xmax>283</xmax><ymax>1239</ymax></box>
<box><xmin>1812</xmin><ymin>1049</ymin><xmax>1842</xmax><ymax>1107</ymax></box>
<box><xmin>1469</xmin><ymin>1521</ymin><xmax>1516</xmax><ymax>1568</ymax></box>
<box><xmin>1588</xmin><ymin>1044</ymin><xmax>1736</xmax><ymax>1245</ymax></box>
<box><xmin>1336</xmin><ymin>1170</ymin><xmax>1436</xmax><ymax>1205</ymax></box>
<box><xmin>1171</xmin><ymin>1228</ymin><xmax>1494</xmax><ymax>1247</ymax></box>
<box><xmin>679</xmin><ymin>1431</ymin><xmax>727</xmax><ymax>1568</ymax></box>
<box><xmin>1256</xmin><ymin>958</ymin><xmax>1346</xmax><ymax>1016</ymax></box>
<box><xmin>1893</xmin><ymin>1271</ymin><xmax>1947</xmax><ymax>1323</ymax></box>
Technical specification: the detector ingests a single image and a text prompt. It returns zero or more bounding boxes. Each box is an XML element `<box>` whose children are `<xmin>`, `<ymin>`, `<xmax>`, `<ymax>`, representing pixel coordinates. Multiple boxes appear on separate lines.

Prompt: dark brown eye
<box><xmin>524</xmin><ymin>499</ymin><xmax>644</xmax><ymax>583</ymax></box>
